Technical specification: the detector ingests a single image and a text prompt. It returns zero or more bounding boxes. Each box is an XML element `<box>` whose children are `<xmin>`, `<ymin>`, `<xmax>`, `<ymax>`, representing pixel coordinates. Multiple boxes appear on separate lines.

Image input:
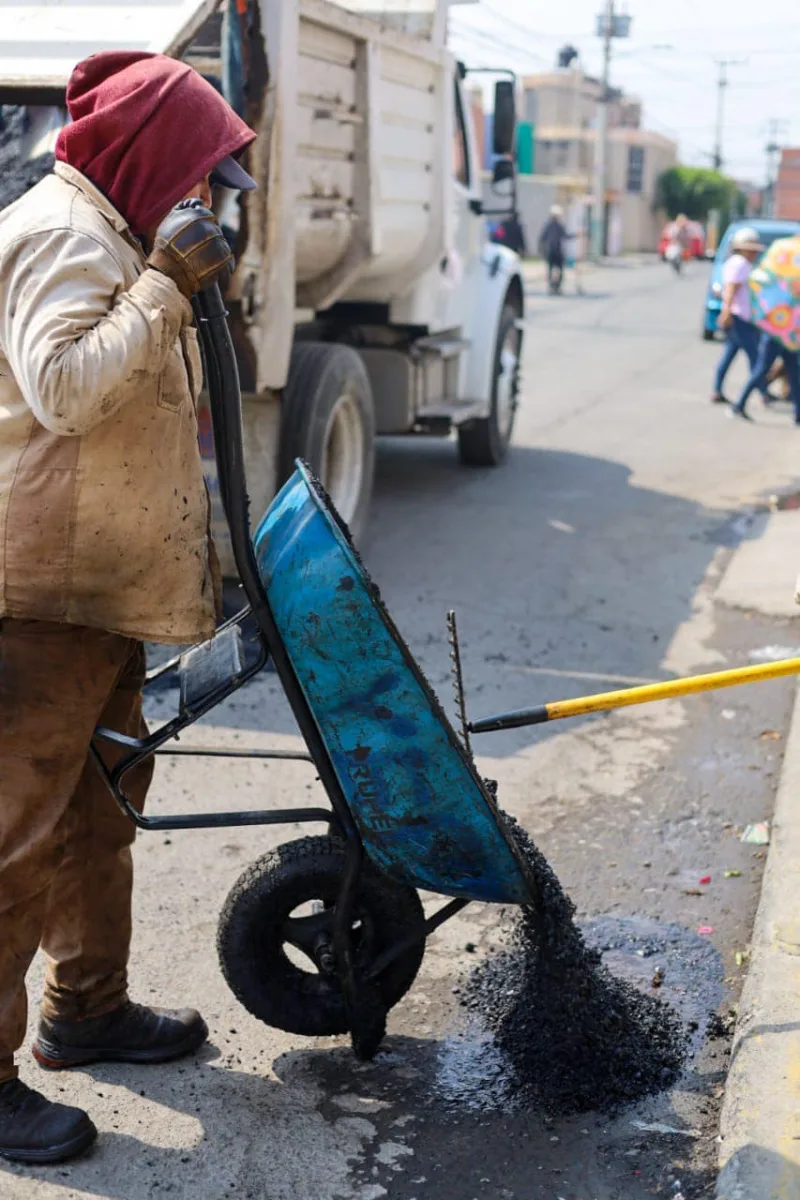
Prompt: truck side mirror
<box><xmin>492</xmin><ymin>158</ymin><xmax>515</xmax><ymax>185</ymax></box>
<box><xmin>493</xmin><ymin>81</ymin><xmax>516</xmax><ymax>157</ymax></box>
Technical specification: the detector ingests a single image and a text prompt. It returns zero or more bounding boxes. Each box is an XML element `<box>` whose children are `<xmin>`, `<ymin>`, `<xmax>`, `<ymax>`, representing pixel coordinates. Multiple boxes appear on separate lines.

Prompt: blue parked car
<box><xmin>703</xmin><ymin>218</ymin><xmax>800</xmax><ymax>339</ymax></box>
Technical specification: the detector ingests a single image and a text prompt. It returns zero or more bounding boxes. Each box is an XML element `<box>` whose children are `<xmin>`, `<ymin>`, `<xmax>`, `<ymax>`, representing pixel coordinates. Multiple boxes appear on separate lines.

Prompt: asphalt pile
<box><xmin>0</xmin><ymin>107</ymin><xmax>54</xmax><ymax>211</ymax></box>
<box><xmin>461</xmin><ymin>813</ymin><xmax>688</xmax><ymax>1116</ymax></box>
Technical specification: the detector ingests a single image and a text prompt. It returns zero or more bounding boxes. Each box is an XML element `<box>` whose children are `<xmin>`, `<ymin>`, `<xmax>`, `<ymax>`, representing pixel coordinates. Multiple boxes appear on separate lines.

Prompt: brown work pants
<box><xmin>0</xmin><ymin>620</ymin><xmax>152</xmax><ymax>1083</ymax></box>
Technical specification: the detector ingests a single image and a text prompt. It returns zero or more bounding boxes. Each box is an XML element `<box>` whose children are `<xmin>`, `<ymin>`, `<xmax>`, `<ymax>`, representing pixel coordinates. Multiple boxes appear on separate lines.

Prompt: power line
<box><xmin>448</xmin><ymin>11</ymin><xmax>550</xmax><ymax>64</ymax></box>
<box><xmin>448</xmin><ymin>22</ymin><xmax>550</xmax><ymax>66</ymax></box>
<box><xmin>616</xmin><ymin>52</ymin><xmax>714</xmax><ymax>101</ymax></box>
<box><xmin>480</xmin><ymin>2</ymin><xmax>551</xmax><ymax>44</ymax></box>
<box><xmin>637</xmin><ymin>20</ymin><xmax>800</xmax><ymax>36</ymax></box>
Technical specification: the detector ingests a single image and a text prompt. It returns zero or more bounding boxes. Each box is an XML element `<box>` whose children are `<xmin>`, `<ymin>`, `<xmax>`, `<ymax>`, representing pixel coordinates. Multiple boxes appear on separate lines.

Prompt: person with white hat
<box><xmin>711</xmin><ymin>226</ymin><xmax>773</xmax><ymax>406</ymax></box>
<box><xmin>731</xmin><ymin>232</ymin><xmax>800</xmax><ymax>422</ymax></box>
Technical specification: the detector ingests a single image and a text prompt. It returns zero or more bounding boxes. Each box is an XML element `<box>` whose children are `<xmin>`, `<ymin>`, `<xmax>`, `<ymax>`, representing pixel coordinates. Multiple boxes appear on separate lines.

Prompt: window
<box><xmin>452</xmin><ymin>79</ymin><xmax>470</xmax><ymax>187</ymax></box>
<box><xmin>554</xmin><ymin>140</ymin><xmax>570</xmax><ymax>170</ymax></box>
<box><xmin>627</xmin><ymin>145</ymin><xmax>645</xmax><ymax>193</ymax></box>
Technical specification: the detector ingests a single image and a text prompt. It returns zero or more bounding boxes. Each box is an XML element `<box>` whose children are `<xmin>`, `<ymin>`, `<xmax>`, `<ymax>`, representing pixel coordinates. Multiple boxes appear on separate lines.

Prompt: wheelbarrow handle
<box><xmin>469</xmin><ymin>656</ymin><xmax>800</xmax><ymax>734</ymax></box>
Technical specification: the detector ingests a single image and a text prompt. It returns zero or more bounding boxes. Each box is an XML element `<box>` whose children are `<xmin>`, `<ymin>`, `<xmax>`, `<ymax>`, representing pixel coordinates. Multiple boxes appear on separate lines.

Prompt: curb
<box><xmin>716</xmin><ymin>678</ymin><xmax>800</xmax><ymax>1198</ymax></box>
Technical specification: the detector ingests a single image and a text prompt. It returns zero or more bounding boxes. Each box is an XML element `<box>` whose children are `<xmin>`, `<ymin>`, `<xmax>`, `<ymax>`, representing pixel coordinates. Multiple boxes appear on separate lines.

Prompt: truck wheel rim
<box><xmin>322</xmin><ymin>391</ymin><xmax>365</xmax><ymax>528</ymax></box>
<box><xmin>496</xmin><ymin>331</ymin><xmax>520</xmax><ymax>441</ymax></box>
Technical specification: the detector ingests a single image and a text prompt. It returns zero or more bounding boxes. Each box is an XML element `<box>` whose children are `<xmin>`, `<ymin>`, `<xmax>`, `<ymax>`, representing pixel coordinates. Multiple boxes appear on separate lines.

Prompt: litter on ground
<box><xmin>630</xmin><ymin>1120</ymin><xmax>701</xmax><ymax>1137</ymax></box>
<box><xmin>741</xmin><ymin>822</ymin><xmax>770</xmax><ymax>845</ymax></box>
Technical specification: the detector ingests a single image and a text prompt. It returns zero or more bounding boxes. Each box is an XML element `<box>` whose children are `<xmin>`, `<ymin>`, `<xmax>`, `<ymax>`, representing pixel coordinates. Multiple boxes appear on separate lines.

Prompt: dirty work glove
<box><xmin>147</xmin><ymin>199</ymin><xmax>234</xmax><ymax>299</ymax></box>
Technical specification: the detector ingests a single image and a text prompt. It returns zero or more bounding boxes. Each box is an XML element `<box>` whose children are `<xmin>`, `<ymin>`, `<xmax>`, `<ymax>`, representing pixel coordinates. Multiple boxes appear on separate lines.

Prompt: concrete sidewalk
<box><xmin>716</xmin><ymin>508</ymin><xmax>800</xmax><ymax>1198</ymax></box>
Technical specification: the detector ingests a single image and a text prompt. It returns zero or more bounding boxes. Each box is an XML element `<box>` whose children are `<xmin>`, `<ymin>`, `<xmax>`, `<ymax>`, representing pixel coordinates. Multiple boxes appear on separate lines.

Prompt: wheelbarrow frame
<box><xmin>89</xmin><ymin>286</ymin><xmax>800</xmax><ymax>1051</ymax></box>
<box><xmin>89</xmin><ymin>286</ymin><xmax>467</xmax><ymax>1042</ymax></box>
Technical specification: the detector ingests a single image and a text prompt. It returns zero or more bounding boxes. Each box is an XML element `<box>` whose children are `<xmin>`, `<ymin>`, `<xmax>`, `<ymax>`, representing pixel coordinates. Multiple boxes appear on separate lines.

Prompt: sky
<box><xmin>447</xmin><ymin>0</ymin><xmax>800</xmax><ymax>184</ymax></box>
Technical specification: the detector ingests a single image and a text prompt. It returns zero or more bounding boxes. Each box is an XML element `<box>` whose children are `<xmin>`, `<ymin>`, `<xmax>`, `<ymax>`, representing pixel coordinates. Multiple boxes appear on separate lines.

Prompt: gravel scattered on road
<box><xmin>461</xmin><ymin>814</ymin><xmax>689</xmax><ymax>1116</ymax></box>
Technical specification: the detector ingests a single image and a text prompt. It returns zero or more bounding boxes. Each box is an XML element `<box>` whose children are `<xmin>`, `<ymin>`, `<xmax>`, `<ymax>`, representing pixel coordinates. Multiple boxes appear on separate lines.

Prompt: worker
<box><xmin>539</xmin><ymin>204</ymin><xmax>569</xmax><ymax>293</ymax></box>
<box><xmin>0</xmin><ymin>51</ymin><xmax>256</xmax><ymax>1164</ymax></box>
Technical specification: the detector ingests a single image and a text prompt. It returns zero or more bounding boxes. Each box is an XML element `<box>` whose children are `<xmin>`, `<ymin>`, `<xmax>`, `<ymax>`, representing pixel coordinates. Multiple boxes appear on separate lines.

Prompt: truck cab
<box><xmin>0</xmin><ymin>0</ymin><xmax>525</xmax><ymax>560</ymax></box>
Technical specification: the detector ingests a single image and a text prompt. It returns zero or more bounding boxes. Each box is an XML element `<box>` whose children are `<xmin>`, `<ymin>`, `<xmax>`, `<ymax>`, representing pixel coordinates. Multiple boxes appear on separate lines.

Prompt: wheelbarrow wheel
<box><xmin>217</xmin><ymin>836</ymin><xmax>425</xmax><ymax>1045</ymax></box>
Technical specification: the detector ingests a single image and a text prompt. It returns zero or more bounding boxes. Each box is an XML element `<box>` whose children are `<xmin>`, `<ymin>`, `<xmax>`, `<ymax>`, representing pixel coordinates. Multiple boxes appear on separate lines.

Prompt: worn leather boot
<box><xmin>33</xmin><ymin>1001</ymin><xmax>208</xmax><ymax>1070</ymax></box>
<box><xmin>0</xmin><ymin>1079</ymin><xmax>96</xmax><ymax>1164</ymax></box>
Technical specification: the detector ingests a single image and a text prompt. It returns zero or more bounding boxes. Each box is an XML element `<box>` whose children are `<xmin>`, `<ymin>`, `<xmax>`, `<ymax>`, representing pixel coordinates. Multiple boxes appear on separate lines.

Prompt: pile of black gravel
<box><xmin>0</xmin><ymin>106</ymin><xmax>54</xmax><ymax>211</ymax></box>
<box><xmin>461</xmin><ymin>814</ymin><xmax>688</xmax><ymax>1116</ymax></box>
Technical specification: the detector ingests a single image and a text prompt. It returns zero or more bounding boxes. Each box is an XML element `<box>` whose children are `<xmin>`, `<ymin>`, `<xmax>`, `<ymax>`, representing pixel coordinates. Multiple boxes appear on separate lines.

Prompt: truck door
<box><xmin>436</xmin><ymin>71</ymin><xmax>483</xmax><ymax>342</ymax></box>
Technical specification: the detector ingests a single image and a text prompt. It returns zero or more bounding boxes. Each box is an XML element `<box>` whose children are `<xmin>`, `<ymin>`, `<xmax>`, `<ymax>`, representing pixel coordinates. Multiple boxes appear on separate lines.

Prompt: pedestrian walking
<box><xmin>730</xmin><ymin>331</ymin><xmax>800</xmax><ymax>422</ymax></box>
<box><xmin>0</xmin><ymin>50</ymin><xmax>256</xmax><ymax>1164</ymax></box>
<box><xmin>711</xmin><ymin>226</ymin><xmax>775</xmax><ymax>406</ymax></box>
<box><xmin>539</xmin><ymin>204</ymin><xmax>568</xmax><ymax>293</ymax></box>
<box><xmin>665</xmin><ymin>214</ymin><xmax>691</xmax><ymax>274</ymax></box>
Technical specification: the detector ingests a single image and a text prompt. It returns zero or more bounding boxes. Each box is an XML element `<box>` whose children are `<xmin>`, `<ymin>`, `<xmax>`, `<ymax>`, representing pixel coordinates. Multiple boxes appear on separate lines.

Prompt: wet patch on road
<box><xmin>435</xmin><ymin>912</ymin><xmax>721</xmax><ymax>1116</ymax></box>
<box><xmin>456</xmin><ymin>817</ymin><xmax>690</xmax><ymax>1117</ymax></box>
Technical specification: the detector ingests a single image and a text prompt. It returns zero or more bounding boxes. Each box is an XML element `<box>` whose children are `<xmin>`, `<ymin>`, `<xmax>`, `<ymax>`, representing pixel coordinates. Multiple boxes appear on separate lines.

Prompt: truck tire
<box><xmin>458</xmin><ymin>302</ymin><xmax>521</xmax><ymax>467</ymax></box>
<box><xmin>217</xmin><ymin>836</ymin><xmax>426</xmax><ymax>1041</ymax></box>
<box><xmin>279</xmin><ymin>343</ymin><xmax>375</xmax><ymax>543</ymax></box>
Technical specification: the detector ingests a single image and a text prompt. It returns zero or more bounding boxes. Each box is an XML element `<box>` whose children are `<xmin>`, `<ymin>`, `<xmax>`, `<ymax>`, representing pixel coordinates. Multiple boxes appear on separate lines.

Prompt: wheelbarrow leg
<box><xmin>333</xmin><ymin>837</ymin><xmax>387</xmax><ymax>1060</ymax></box>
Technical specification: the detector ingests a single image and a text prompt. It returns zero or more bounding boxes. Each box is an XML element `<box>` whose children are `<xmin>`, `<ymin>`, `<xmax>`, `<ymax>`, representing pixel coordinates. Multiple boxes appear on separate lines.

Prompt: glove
<box><xmin>147</xmin><ymin>199</ymin><xmax>234</xmax><ymax>299</ymax></box>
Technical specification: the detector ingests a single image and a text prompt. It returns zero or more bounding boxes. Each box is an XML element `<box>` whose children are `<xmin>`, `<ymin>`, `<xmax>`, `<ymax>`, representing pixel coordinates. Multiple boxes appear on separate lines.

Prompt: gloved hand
<box><xmin>146</xmin><ymin>199</ymin><xmax>234</xmax><ymax>299</ymax></box>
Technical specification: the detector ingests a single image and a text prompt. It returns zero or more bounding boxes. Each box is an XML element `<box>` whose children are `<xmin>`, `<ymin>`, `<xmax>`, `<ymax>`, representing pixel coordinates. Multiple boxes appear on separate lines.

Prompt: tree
<box><xmin>655</xmin><ymin>166</ymin><xmax>737</xmax><ymax>221</ymax></box>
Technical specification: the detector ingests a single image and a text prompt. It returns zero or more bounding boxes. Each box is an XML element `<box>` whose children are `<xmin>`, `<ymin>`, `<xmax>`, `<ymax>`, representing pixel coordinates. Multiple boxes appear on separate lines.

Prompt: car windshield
<box><xmin>720</xmin><ymin>227</ymin><xmax>798</xmax><ymax>258</ymax></box>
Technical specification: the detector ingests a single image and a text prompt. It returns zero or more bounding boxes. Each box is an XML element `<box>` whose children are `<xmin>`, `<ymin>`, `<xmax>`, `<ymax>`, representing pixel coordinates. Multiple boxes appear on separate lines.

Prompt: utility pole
<box><xmin>763</xmin><ymin>118</ymin><xmax>789</xmax><ymax>217</ymax></box>
<box><xmin>591</xmin><ymin>2</ymin><xmax>631</xmax><ymax>260</ymax></box>
<box><xmin>712</xmin><ymin>59</ymin><xmax>745</xmax><ymax>172</ymax></box>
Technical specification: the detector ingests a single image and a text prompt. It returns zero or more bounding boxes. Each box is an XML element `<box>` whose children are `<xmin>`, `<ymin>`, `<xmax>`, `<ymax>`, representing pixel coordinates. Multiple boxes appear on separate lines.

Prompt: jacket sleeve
<box><xmin>0</xmin><ymin>226</ymin><xmax>192</xmax><ymax>436</ymax></box>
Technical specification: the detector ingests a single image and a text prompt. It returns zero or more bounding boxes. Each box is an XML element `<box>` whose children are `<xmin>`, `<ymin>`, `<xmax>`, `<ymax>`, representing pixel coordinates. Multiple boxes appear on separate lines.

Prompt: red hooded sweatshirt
<box><xmin>55</xmin><ymin>51</ymin><xmax>255</xmax><ymax>235</ymax></box>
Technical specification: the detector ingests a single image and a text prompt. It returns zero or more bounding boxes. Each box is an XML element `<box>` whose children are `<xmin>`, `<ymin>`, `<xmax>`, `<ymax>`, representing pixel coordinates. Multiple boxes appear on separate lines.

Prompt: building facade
<box><xmin>774</xmin><ymin>148</ymin><xmax>800</xmax><ymax>221</ymax></box>
<box><xmin>520</xmin><ymin>68</ymin><xmax>677</xmax><ymax>254</ymax></box>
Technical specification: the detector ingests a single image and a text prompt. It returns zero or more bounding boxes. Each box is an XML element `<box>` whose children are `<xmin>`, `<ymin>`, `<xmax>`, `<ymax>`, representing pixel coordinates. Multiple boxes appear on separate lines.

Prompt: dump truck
<box><xmin>0</xmin><ymin>0</ymin><xmax>524</xmax><ymax>564</ymax></box>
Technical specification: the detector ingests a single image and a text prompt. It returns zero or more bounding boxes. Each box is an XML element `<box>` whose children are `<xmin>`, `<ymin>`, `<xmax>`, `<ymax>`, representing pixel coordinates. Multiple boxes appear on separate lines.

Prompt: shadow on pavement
<box><xmin>728</xmin><ymin>1020</ymin><xmax>800</xmax><ymax>1072</ymax></box>
<box><xmin>0</xmin><ymin>1041</ymin><xmax>354</xmax><ymax>1200</ymax></box>
<box><xmin>147</xmin><ymin>442</ymin><xmax>734</xmax><ymax>758</ymax></box>
<box><xmin>274</xmin><ymin>1034</ymin><xmax>721</xmax><ymax>1200</ymax></box>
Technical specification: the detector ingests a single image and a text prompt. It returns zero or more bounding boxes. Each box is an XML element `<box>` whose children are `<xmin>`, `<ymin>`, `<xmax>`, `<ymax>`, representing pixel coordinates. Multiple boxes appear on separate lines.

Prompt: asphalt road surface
<box><xmin>8</xmin><ymin>259</ymin><xmax>800</xmax><ymax>1200</ymax></box>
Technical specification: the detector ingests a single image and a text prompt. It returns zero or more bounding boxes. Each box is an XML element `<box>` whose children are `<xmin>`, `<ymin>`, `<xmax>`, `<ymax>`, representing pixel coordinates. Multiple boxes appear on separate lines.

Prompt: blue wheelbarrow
<box><xmin>92</xmin><ymin>287</ymin><xmax>800</xmax><ymax>1060</ymax></box>
<box><xmin>92</xmin><ymin>286</ymin><xmax>800</xmax><ymax>1059</ymax></box>
<box><xmin>90</xmin><ymin>286</ymin><xmax>540</xmax><ymax>1060</ymax></box>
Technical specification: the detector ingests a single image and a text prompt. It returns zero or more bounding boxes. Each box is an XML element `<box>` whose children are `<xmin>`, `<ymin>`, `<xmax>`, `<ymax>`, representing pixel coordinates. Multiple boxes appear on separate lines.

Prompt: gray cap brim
<box><xmin>211</xmin><ymin>154</ymin><xmax>257</xmax><ymax>191</ymax></box>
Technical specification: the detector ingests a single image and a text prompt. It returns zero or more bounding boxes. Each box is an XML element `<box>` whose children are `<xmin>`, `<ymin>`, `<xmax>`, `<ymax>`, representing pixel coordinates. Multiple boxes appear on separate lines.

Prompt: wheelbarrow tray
<box><xmin>253</xmin><ymin>463</ymin><xmax>534</xmax><ymax>907</ymax></box>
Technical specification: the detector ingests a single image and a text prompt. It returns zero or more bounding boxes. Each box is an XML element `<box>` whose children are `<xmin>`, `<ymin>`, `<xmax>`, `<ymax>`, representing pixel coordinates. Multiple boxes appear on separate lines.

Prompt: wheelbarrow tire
<box><xmin>217</xmin><ymin>836</ymin><xmax>425</xmax><ymax>1039</ymax></box>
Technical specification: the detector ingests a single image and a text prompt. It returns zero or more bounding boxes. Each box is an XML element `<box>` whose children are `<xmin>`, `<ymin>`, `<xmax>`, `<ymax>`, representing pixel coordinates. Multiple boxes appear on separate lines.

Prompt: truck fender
<box><xmin>463</xmin><ymin>246</ymin><xmax>524</xmax><ymax>415</ymax></box>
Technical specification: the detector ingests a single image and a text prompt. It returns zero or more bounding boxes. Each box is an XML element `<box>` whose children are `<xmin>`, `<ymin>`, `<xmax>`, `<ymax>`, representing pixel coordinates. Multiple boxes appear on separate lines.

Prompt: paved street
<box><xmin>8</xmin><ymin>259</ymin><xmax>800</xmax><ymax>1200</ymax></box>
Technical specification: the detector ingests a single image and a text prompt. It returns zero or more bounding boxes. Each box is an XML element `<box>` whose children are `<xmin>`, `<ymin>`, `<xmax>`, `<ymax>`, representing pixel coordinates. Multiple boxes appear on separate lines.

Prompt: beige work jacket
<box><xmin>0</xmin><ymin>163</ymin><xmax>219</xmax><ymax>644</ymax></box>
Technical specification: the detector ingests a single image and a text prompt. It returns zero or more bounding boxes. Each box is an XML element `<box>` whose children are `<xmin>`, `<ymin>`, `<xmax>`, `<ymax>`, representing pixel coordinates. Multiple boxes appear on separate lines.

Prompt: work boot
<box><xmin>0</xmin><ymin>1079</ymin><xmax>96</xmax><ymax>1164</ymax></box>
<box><xmin>33</xmin><ymin>1001</ymin><xmax>208</xmax><ymax>1070</ymax></box>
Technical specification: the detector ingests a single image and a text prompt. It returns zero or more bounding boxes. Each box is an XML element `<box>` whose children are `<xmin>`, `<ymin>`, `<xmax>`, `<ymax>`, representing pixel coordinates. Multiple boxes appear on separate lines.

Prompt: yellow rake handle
<box><xmin>469</xmin><ymin>657</ymin><xmax>800</xmax><ymax>734</ymax></box>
